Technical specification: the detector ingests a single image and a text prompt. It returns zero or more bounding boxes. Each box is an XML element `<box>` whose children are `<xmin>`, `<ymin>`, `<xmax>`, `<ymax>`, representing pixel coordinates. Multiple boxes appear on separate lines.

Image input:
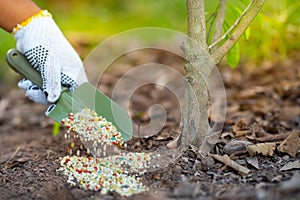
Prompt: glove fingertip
<box><xmin>26</xmin><ymin>86</ymin><xmax>49</xmax><ymax>105</ymax></box>
<box><xmin>18</xmin><ymin>79</ymin><xmax>33</xmax><ymax>90</ymax></box>
<box><xmin>45</xmin><ymin>104</ymin><xmax>56</xmax><ymax>116</ymax></box>
<box><xmin>47</xmin><ymin>90</ymin><xmax>61</xmax><ymax>103</ymax></box>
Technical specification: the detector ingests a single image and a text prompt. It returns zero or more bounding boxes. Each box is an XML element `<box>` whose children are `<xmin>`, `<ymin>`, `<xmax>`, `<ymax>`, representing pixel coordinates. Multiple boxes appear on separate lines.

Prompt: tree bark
<box><xmin>182</xmin><ymin>0</ymin><xmax>215</xmax><ymax>152</ymax></box>
<box><xmin>186</xmin><ymin>0</ymin><xmax>208</xmax><ymax>51</ymax></box>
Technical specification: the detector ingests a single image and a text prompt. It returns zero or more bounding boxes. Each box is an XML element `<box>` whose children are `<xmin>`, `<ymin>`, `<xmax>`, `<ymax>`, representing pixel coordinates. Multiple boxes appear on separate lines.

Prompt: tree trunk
<box><xmin>181</xmin><ymin>42</ymin><xmax>216</xmax><ymax>152</ymax></box>
<box><xmin>181</xmin><ymin>0</ymin><xmax>267</xmax><ymax>154</ymax></box>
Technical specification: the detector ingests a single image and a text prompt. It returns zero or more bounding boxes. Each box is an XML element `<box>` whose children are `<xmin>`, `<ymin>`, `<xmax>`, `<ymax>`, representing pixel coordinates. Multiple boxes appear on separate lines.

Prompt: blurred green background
<box><xmin>0</xmin><ymin>0</ymin><xmax>299</xmax><ymax>90</ymax></box>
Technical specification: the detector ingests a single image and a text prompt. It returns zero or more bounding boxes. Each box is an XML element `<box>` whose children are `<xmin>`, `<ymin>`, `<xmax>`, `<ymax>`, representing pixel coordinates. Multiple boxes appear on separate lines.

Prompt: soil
<box><xmin>0</xmin><ymin>49</ymin><xmax>299</xmax><ymax>200</ymax></box>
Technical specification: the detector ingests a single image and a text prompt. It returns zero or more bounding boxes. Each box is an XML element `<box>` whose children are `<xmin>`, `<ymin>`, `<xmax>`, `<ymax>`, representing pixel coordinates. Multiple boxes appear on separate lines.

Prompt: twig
<box><xmin>211</xmin><ymin>0</ymin><xmax>267</xmax><ymax>64</ymax></box>
<box><xmin>9</xmin><ymin>146</ymin><xmax>21</xmax><ymax>161</ymax></box>
<box><xmin>251</xmin><ymin>133</ymin><xmax>289</xmax><ymax>143</ymax></box>
<box><xmin>207</xmin><ymin>13</ymin><xmax>217</xmax><ymax>44</ymax></box>
<box><xmin>6</xmin><ymin>146</ymin><xmax>21</xmax><ymax>163</ymax></box>
<box><xmin>209</xmin><ymin>153</ymin><xmax>251</xmax><ymax>175</ymax></box>
<box><xmin>186</xmin><ymin>0</ymin><xmax>208</xmax><ymax>50</ymax></box>
<box><xmin>209</xmin><ymin>0</ymin><xmax>254</xmax><ymax>51</ymax></box>
<box><xmin>210</xmin><ymin>0</ymin><xmax>227</xmax><ymax>53</ymax></box>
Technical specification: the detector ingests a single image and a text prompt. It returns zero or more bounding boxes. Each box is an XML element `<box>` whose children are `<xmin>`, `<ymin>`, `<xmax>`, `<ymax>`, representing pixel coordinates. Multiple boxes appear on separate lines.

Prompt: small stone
<box><xmin>182</xmin><ymin>157</ymin><xmax>189</xmax><ymax>163</ymax></box>
<box><xmin>223</xmin><ymin>140</ymin><xmax>253</xmax><ymax>155</ymax></box>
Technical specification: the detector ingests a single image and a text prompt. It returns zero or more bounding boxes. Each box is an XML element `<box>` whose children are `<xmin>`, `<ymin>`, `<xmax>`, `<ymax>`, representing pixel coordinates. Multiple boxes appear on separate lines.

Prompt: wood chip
<box><xmin>246</xmin><ymin>142</ymin><xmax>276</xmax><ymax>157</ymax></box>
<box><xmin>209</xmin><ymin>153</ymin><xmax>251</xmax><ymax>175</ymax></box>
<box><xmin>277</xmin><ymin>130</ymin><xmax>300</xmax><ymax>157</ymax></box>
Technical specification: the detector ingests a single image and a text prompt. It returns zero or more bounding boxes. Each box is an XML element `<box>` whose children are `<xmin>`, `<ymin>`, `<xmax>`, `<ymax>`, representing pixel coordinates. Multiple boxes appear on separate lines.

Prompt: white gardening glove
<box><xmin>13</xmin><ymin>10</ymin><xmax>88</xmax><ymax>104</ymax></box>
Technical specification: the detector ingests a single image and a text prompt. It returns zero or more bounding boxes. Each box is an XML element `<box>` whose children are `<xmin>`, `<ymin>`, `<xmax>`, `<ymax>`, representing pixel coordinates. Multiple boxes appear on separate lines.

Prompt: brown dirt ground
<box><xmin>0</xmin><ymin>49</ymin><xmax>299</xmax><ymax>200</ymax></box>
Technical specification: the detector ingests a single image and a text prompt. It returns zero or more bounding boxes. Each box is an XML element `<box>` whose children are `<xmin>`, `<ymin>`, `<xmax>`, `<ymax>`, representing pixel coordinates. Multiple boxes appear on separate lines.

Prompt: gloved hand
<box><xmin>13</xmin><ymin>10</ymin><xmax>88</xmax><ymax>104</ymax></box>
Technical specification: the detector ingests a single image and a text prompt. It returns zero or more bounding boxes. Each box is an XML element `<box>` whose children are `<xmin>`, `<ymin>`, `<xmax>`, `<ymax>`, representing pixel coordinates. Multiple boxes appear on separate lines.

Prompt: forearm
<box><xmin>0</xmin><ymin>0</ymin><xmax>41</xmax><ymax>32</ymax></box>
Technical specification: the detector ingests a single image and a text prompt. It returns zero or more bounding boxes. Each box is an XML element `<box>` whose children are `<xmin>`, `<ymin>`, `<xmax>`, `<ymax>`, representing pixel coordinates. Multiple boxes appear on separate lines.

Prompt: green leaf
<box><xmin>52</xmin><ymin>121</ymin><xmax>61</xmax><ymax>136</ymax></box>
<box><xmin>226</xmin><ymin>42</ymin><xmax>240</xmax><ymax>68</ymax></box>
<box><xmin>228</xmin><ymin>4</ymin><xmax>242</xmax><ymax>18</ymax></box>
<box><xmin>245</xmin><ymin>27</ymin><xmax>251</xmax><ymax>40</ymax></box>
<box><xmin>228</xmin><ymin>4</ymin><xmax>251</xmax><ymax>40</ymax></box>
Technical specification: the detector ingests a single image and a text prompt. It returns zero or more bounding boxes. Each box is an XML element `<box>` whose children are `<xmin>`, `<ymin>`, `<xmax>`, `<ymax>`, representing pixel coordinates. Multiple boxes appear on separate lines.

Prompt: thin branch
<box><xmin>209</xmin><ymin>0</ymin><xmax>254</xmax><ymax>51</ymax></box>
<box><xmin>212</xmin><ymin>0</ymin><xmax>267</xmax><ymax>64</ymax></box>
<box><xmin>210</xmin><ymin>153</ymin><xmax>251</xmax><ymax>175</ymax></box>
<box><xmin>186</xmin><ymin>0</ymin><xmax>208</xmax><ymax>50</ymax></box>
<box><xmin>207</xmin><ymin>13</ymin><xmax>216</xmax><ymax>43</ymax></box>
<box><xmin>210</xmin><ymin>0</ymin><xmax>227</xmax><ymax>53</ymax></box>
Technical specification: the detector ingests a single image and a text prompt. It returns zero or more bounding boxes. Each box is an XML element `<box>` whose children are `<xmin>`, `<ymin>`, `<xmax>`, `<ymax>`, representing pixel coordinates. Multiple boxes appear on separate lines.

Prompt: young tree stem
<box><xmin>209</xmin><ymin>0</ymin><xmax>254</xmax><ymax>51</ymax></box>
<box><xmin>182</xmin><ymin>0</ymin><xmax>266</xmax><ymax>153</ymax></box>
<box><xmin>210</xmin><ymin>0</ymin><xmax>227</xmax><ymax>53</ymax></box>
<box><xmin>212</xmin><ymin>0</ymin><xmax>267</xmax><ymax>63</ymax></box>
<box><xmin>187</xmin><ymin>0</ymin><xmax>208</xmax><ymax>51</ymax></box>
<box><xmin>183</xmin><ymin>0</ymin><xmax>215</xmax><ymax>152</ymax></box>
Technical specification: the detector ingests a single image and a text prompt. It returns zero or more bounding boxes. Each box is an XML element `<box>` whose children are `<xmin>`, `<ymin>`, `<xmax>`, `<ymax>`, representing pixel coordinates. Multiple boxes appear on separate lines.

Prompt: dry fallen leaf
<box><xmin>233</xmin><ymin>118</ymin><xmax>251</xmax><ymax>137</ymax></box>
<box><xmin>246</xmin><ymin>157</ymin><xmax>259</xmax><ymax>169</ymax></box>
<box><xmin>246</xmin><ymin>142</ymin><xmax>276</xmax><ymax>157</ymax></box>
<box><xmin>277</xmin><ymin>130</ymin><xmax>300</xmax><ymax>157</ymax></box>
<box><xmin>221</xmin><ymin>132</ymin><xmax>235</xmax><ymax>140</ymax></box>
<box><xmin>250</xmin><ymin>122</ymin><xmax>270</xmax><ymax>138</ymax></box>
<box><xmin>280</xmin><ymin>160</ymin><xmax>300</xmax><ymax>171</ymax></box>
<box><xmin>4</xmin><ymin>158</ymin><xmax>28</xmax><ymax>169</ymax></box>
<box><xmin>167</xmin><ymin>134</ymin><xmax>180</xmax><ymax>149</ymax></box>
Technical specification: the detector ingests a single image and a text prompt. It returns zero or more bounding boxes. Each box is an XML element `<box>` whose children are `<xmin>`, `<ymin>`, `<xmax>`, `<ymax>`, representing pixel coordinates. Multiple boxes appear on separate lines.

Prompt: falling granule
<box><xmin>61</xmin><ymin>108</ymin><xmax>123</xmax><ymax>157</ymax></box>
<box><xmin>58</xmin><ymin>108</ymin><xmax>157</xmax><ymax>197</ymax></box>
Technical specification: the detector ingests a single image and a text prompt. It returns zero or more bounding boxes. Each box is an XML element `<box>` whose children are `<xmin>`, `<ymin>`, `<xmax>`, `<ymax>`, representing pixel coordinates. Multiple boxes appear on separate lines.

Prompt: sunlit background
<box><xmin>0</xmin><ymin>0</ymin><xmax>299</xmax><ymax>90</ymax></box>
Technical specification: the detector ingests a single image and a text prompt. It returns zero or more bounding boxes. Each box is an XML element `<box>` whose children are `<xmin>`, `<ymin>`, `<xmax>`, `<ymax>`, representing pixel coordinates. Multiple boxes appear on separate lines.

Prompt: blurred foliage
<box><xmin>205</xmin><ymin>0</ymin><xmax>300</xmax><ymax>66</ymax></box>
<box><xmin>0</xmin><ymin>0</ymin><xmax>299</xmax><ymax>85</ymax></box>
<box><xmin>244</xmin><ymin>0</ymin><xmax>300</xmax><ymax>62</ymax></box>
<box><xmin>0</xmin><ymin>0</ymin><xmax>187</xmax><ymax>86</ymax></box>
